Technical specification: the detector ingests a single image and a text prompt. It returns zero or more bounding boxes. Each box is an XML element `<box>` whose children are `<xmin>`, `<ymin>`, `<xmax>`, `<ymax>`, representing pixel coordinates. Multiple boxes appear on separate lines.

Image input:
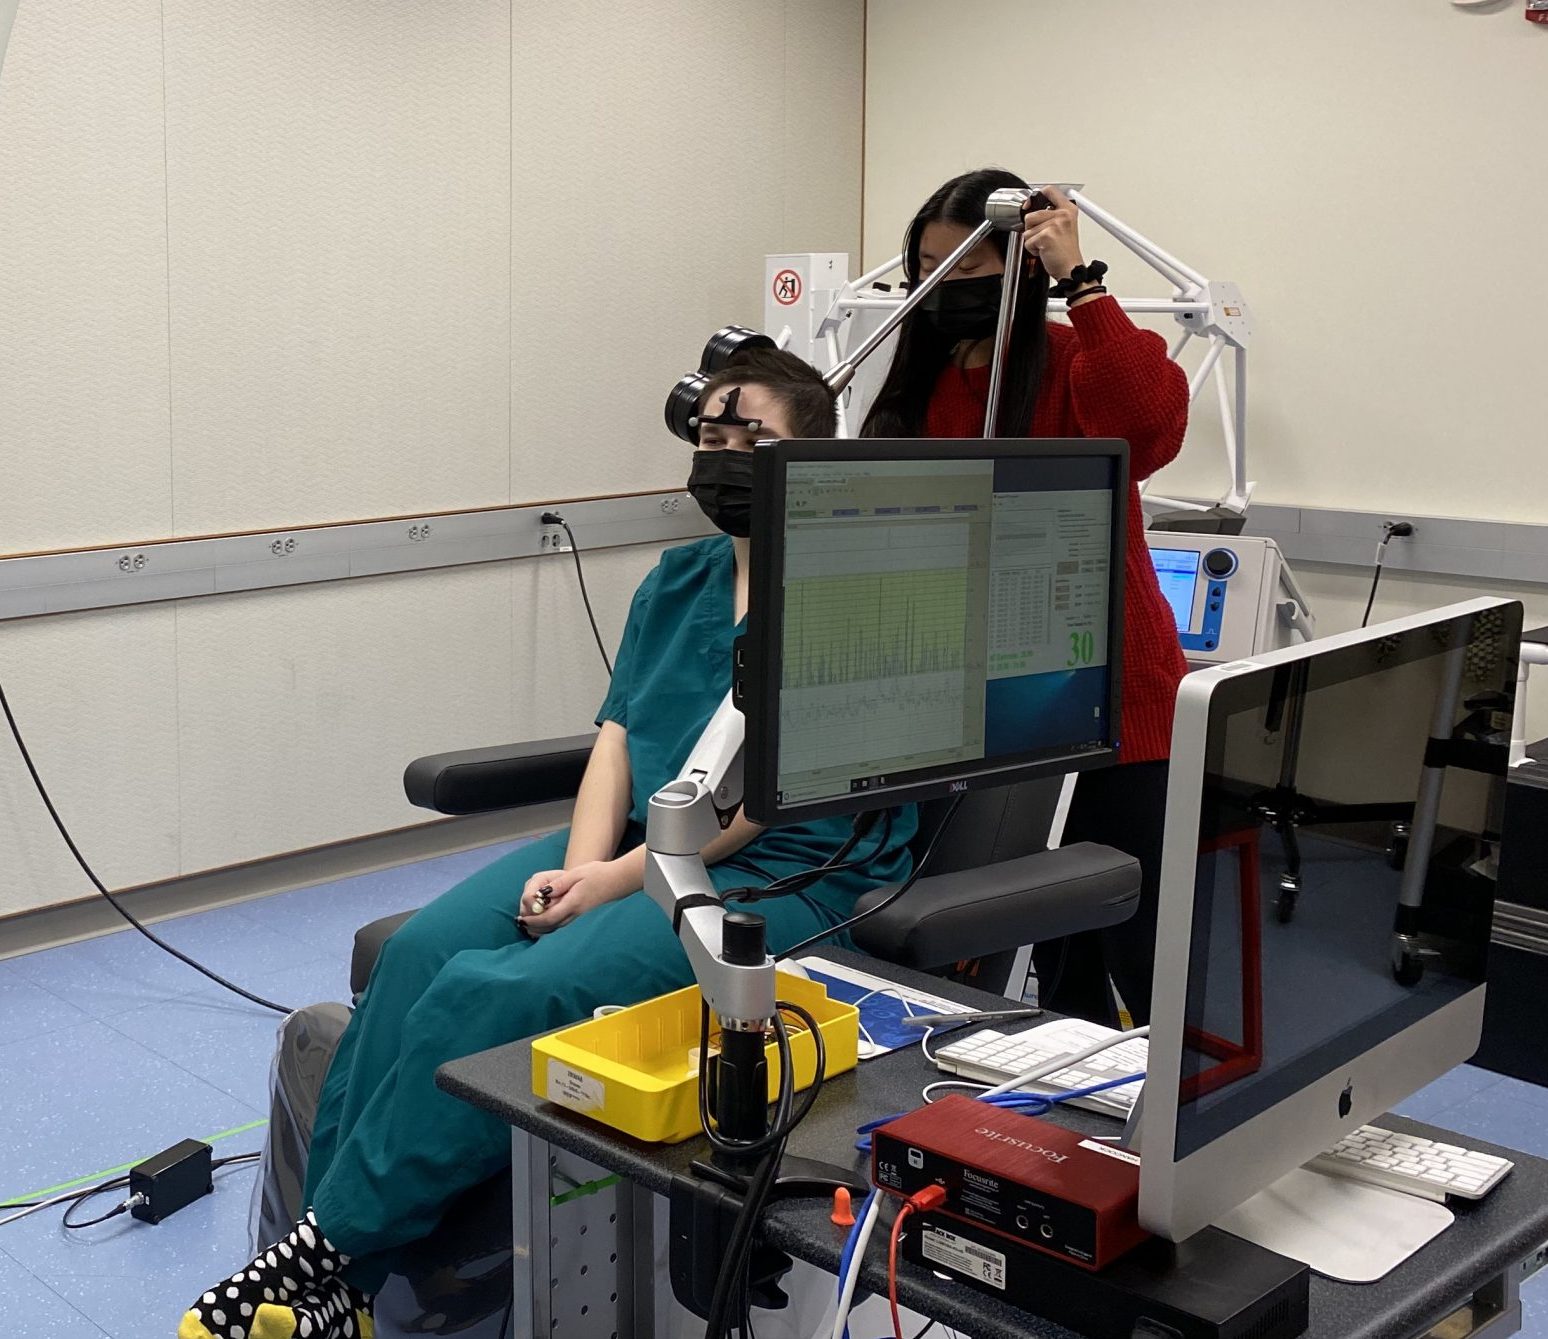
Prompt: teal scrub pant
<box><xmin>302</xmin><ymin>829</ymin><xmax>852</xmax><ymax>1292</ymax></box>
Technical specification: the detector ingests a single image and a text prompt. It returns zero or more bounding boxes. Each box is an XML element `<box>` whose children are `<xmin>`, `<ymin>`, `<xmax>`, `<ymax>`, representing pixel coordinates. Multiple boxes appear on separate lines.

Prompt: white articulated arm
<box><xmin>1512</xmin><ymin>643</ymin><xmax>1548</xmax><ymax>768</ymax></box>
<box><xmin>642</xmin><ymin>691</ymin><xmax>773</xmax><ymax>1028</ymax></box>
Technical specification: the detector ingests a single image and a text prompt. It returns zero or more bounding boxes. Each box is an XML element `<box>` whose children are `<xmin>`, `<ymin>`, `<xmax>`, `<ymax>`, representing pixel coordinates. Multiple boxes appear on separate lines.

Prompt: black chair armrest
<box><xmin>850</xmin><ymin>842</ymin><xmax>1141</xmax><ymax>971</ymax></box>
<box><xmin>403</xmin><ymin>733</ymin><xmax>597</xmax><ymax>815</ymax></box>
<box><xmin>352</xmin><ymin>910</ymin><xmax>418</xmax><ymax>997</ymax></box>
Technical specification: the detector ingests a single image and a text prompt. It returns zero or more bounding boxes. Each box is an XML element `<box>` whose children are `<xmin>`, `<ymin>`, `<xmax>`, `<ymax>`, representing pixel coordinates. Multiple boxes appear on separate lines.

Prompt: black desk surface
<box><xmin>438</xmin><ymin>953</ymin><xmax>1548</xmax><ymax>1339</ymax></box>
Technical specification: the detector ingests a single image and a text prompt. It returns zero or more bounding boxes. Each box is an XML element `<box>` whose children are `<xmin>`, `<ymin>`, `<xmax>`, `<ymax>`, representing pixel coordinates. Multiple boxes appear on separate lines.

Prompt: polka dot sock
<box><xmin>249</xmin><ymin>1281</ymin><xmax>373</xmax><ymax>1339</ymax></box>
<box><xmin>179</xmin><ymin>1210</ymin><xmax>366</xmax><ymax>1339</ymax></box>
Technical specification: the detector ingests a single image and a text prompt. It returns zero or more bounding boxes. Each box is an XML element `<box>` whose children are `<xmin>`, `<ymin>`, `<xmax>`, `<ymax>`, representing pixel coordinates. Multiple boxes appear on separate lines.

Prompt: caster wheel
<box><xmin>1387</xmin><ymin>830</ymin><xmax>1410</xmax><ymax>871</ymax></box>
<box><xmin>1394</xmin><ymin>954</ymin><xmax>1424</xmax><ymax>987</ymax></box>
<box><xmin>1276</xmin><ymin>875</ymin><xmax>1299</xmax><ymax>924</ymax></box>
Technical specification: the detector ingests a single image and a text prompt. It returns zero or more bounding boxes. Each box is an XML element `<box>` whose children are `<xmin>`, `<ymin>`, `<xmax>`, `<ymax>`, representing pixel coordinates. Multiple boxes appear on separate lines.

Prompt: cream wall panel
<box><xmin>511</xmin><ymin>541</ymin><xmax>670</xmax><ymax>744</ymax></box>
<box><xmin>0</xmin><ymin>0</ymin><xmax>171</xmax><ymax>555</ymax></box>
<box><xmin>0</xmin><ymin>608</ymin><xmax>181</xmax><ymax>916</ymax></box>
<box><xmin>174</xmin><ymin>564</ymin><xmax>518</xmax><ymax>871</ymax></box>
<box><xmin>509</xmin><ymin>0</ymin><xmax>864</xmax><ymax>502</ymax></box>
<box><xmin>1293</xmin><ymin>565</ymin><xmax>1548</xmax><ymax>748</ymax></box>
<box><xmin>864</xmin><ymin>0</ymin><xmax>1548</xmax><ymax>522</ymax></box>
<box><xmin>161</xmin><ymin>0</ymin><xmax>512</xmax><ymax>537</ymax></box>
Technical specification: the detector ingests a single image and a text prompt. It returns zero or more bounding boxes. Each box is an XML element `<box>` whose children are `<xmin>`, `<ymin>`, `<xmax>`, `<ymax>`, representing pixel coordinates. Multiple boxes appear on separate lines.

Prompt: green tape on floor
<box><xmin>0</xmin><ymin>1118</ymin><xmax>269</xmax><ymax>1206</ymax></box>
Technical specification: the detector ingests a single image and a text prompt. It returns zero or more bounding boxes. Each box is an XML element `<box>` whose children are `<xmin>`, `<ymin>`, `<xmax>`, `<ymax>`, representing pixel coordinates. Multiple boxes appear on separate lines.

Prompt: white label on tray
<box><xmin>1079</xmin><ymin>1138</ymin><xmax>1141</xmax><ymax>1166</ymax></box>
<box><xmin>546</xmin><ymin>1060</ymin><xmax>604</xmax><ymax>1113</ymax></box>
<box><xmin>920</xmin><ymin>1225</ymin><xmax>1006</xmax><ymax>1290</ymax></box>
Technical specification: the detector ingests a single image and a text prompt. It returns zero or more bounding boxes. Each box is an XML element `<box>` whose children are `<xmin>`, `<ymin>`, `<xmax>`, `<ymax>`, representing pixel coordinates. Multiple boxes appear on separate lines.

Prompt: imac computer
<box><xmin>1140</xmin><ymin>597</ymin><xmax>1523</xmax><ymax>1242</ymax></box>
<box><xmin>737</xmin><ymin>439</ymin><xmax>1130</xmax><ymax>826</ymax></box>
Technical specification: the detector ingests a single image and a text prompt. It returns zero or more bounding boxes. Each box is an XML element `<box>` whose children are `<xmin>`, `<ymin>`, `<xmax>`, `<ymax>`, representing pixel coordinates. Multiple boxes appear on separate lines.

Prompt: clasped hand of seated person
<box><xmin>517</xmin><ymin>861</ymin><xmax>631</xmax><ymax>935</ymax></box>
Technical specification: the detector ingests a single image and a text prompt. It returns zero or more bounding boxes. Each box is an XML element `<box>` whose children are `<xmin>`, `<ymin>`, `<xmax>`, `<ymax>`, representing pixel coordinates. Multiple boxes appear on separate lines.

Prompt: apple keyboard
<box><xmin>1307</xmin><ymin>1125</ymin><xmax>1513</xmax><ymax>1202</ymax></box>
<box><xmin>931</xmin><ymin>1017</ymin><xmax>1147</xmax><ymax>1117</ymax></box>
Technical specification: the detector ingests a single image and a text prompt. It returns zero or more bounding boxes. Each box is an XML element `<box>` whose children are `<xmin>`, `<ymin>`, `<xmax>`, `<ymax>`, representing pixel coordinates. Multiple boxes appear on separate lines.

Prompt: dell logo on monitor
<box><xmin>1338</xmin><ymin>1080</ymin><xmax>1354</xmax><ymax>1119</ymax></box>
<box><xmin>949</xmin><ymin>780</ymin><xmax>969</xmax><ymax>793</ymax></box>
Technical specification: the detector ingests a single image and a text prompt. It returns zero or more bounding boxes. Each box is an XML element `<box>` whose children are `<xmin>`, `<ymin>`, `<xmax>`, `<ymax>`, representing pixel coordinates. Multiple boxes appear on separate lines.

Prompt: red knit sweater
<box><xmin>923</xmin><ymin>296</ymin><xmax>1190</xmax><ymax>764</ymax></box>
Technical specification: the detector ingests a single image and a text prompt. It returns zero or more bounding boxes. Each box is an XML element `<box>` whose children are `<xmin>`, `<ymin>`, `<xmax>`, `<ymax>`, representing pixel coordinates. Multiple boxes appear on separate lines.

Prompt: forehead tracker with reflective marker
<box><xmin>688</xmin><ymin>386</ymin><xmax>763</xmax><ymax>435</ymax></box>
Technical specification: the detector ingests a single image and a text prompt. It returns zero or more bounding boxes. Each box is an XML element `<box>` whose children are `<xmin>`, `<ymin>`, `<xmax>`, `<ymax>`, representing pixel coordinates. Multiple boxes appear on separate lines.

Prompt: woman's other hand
<box><xmin>517</xmin><ymin>860</ymin><xmax>630</xmax><ymax>936</ymax></box>
<box><xmin>1021</xmin><ymin>185</ymin><xmax>1084</xmax><ymax>281</ymax></box>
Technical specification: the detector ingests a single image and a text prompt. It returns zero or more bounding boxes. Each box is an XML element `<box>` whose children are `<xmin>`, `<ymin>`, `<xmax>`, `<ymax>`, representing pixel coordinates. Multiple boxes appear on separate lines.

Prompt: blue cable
<box><xmin>853</xmin><ymin>1072</ymin><xmax>1145</xmax><ymax>1154</ymax></box>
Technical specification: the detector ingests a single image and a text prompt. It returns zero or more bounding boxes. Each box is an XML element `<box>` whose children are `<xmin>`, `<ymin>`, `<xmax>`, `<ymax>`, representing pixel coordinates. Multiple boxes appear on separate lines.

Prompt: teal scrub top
<box><xmin>597</xmin><ymin>535</ymin><xmax>917</xmax><ymax>900</ymax></box>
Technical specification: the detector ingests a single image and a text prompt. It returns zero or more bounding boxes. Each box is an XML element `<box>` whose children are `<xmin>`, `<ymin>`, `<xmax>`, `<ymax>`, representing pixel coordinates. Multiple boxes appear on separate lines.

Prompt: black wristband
<box><xmin>1061</xmin><ymin>284</ymin><xmax>1109</xmax><ymax>305</ymax></box>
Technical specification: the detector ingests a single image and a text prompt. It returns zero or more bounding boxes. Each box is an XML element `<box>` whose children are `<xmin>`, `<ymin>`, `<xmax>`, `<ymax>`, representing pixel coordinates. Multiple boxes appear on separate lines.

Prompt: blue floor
<box><xmin>2</xmin><ymin>839</ymin><xmax>1546</xmax><ymax>1339</ymax></box>
<box><xmin>0</xmin><ymin>838</ymin><xmax>524</xmax><ymax>1339</ymax></box>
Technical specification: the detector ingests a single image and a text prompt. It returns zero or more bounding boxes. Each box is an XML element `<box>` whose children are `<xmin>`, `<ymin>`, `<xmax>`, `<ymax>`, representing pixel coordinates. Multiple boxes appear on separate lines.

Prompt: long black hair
<box><xmin>860</xmin><ymin>168</ymin><xmax>1050</xmax><ymax>439</ymax></box>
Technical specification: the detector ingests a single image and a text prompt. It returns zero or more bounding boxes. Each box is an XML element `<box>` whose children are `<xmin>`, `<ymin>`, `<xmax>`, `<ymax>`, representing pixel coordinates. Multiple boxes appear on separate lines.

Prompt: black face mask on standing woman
<box><xmin>917</xmin><ymin>272</ymin><xmax>1004</xmax><ymax>342</ymax></box>
<box><xmin>687</xmin><ymin>449</ymin><xmax>754</xmax><ymax>538</ymax></box>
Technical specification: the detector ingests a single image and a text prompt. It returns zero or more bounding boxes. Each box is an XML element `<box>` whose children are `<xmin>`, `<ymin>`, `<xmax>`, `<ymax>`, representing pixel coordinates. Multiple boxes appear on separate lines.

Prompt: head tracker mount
<box><xmin>664</xmin><ymin>325</ymin><xmax>777</xmax><ymax>443</ymax></box>
<box><xmin>692</xmin><ymin>385</ymin><xmax>763</xmax><ymax>437</ymax></box>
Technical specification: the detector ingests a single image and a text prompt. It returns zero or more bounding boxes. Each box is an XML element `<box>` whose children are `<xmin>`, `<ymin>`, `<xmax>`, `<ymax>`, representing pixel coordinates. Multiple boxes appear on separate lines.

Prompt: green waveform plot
<box><xmin>782</xmin><ymin>570</ymin><xmax>968</xmax><ymax>689</ymax></box>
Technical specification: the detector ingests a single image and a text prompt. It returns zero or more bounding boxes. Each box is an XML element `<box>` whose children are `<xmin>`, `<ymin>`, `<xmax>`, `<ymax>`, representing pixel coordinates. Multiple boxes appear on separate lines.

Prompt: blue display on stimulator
<box><xmin>1150</xmin><ymin>547</ymin><xmax>1201</xmax><ymax>632</ymax></box>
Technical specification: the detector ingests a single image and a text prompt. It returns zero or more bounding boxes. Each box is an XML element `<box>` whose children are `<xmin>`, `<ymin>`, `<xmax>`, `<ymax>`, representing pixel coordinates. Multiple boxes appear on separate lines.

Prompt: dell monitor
<box><xmin>1140</xmin><ymin>597</ymin><xmax>1522</xmax><ymax>1242</ymax></box>
<box><xmin>738</xmin><ymin>439</ymin><xmax>1129</xmax><ymax>827</ymax></box>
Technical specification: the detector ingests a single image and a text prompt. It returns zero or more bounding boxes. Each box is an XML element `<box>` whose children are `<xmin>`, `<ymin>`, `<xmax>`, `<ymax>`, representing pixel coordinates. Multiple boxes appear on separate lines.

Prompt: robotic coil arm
<box><xmin>803</xmin><ymin>184</ymin><xmax>1254</xmax><ymax>518</ymax></box>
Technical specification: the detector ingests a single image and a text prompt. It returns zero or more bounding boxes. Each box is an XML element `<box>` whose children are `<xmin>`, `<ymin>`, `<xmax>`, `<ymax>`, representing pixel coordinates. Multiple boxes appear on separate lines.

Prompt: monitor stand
<box><xmin>1211</xmin><ymin>1166</ymin><xmax>1453</xmax><ymax>1282</ymax></box>
<box><xmin>1121</xmin><ymin>1093</ymin><xmax>1453</xmax><ymax>1283</ymax></box>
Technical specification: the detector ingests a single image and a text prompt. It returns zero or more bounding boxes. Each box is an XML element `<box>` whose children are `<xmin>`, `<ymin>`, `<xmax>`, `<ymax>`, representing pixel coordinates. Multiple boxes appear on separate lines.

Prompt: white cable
<box><xmin>0</xmin><ymin>1186</ymin><xmax>105</xmax><ymax>1228</ymax></box>
<box><xmin>979</xmin><ymin>1026</ymin><xmax>1150</xmax><ymax>1101</ymax></box>
<box><xmin>923</xmin><ymin>1078</ymin><xmax>993</xmax><ymax>1102</ymax></box>
<box><xmin>830</xmin><ymin>1191</ymin><xmax>884</xmax><ymax>1339</ymax></box>
<box><xmin>851</xmin><ymin>985</ymin><xmax>924</xmax><ymax>1059</ymax></box>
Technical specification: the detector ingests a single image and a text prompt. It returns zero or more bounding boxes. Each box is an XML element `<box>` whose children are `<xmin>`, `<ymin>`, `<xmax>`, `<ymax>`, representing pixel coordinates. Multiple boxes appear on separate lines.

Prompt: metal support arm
<box><xmin>642</xmin><ymin>691</ymin><xmax>772</xmax><ymax>1029</ymax></box>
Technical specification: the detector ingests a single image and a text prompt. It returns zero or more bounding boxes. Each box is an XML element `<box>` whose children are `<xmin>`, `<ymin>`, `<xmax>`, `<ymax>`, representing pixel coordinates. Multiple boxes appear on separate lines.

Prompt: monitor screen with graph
<box><xmin>739</xmin><ymin>439</ymin><xmax>1128</xmax><ymax>825</ymax></box>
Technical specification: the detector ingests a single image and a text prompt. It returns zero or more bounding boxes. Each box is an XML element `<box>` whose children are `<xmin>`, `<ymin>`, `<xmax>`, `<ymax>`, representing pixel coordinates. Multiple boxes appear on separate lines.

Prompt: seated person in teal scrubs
<box><xmin>179</xmin><ymin>350</ymin><xmax>918</xmax><ymax>1339</ymax></box>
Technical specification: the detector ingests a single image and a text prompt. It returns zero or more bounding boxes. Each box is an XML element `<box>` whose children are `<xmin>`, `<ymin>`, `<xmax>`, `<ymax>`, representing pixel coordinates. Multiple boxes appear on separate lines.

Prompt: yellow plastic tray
<box><xmin>531</xmin><ymin>972</ymin><xmax>859</xmax><ymax>1144</ymax></box>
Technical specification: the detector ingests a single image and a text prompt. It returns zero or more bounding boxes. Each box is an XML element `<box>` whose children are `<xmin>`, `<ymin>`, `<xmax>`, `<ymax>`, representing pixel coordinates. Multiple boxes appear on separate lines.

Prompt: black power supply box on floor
<box><xmin>129</xmin><ymin>1139</ymin><xmax>213</xmax><ymax>1224</ymax></box>
<box><xmin>904</xmin><ymin>1210</ymin><xmax>1310</xmax><ymax>1339</ymax></box>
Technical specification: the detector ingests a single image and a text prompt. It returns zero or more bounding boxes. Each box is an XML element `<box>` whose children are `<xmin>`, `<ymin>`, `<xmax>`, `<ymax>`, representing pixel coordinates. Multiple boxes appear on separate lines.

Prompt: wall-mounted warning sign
<box><xmin>771</xmin><ymin>269</ymin><xmax>802</xmax><ymax>306</ymax></box>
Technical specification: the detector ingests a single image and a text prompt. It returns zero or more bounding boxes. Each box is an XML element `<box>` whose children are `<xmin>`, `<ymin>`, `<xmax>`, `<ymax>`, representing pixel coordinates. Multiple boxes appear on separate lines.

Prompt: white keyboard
<box><xmin>1308</xmin><ymin>1126</ymin><xmax>1514</xmax><ymax>1202</ymax></box>
<box><xmin>932</xmin><ymin>1018</ymin><xmax>1147</xmax><ymax>1118</ymax></box>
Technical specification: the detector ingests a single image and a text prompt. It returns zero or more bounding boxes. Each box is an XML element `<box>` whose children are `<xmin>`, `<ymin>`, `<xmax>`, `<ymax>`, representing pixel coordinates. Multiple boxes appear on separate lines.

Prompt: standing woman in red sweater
<box><xmin>863</xmin><ymin>167</ymin><xmax>1189</xmax><ymax>1026</ymax></box>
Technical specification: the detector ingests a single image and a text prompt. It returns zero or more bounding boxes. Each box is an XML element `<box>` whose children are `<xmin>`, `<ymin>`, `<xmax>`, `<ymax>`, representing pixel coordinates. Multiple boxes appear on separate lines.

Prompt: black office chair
<box><xmin>253</xmin><ymin>734</ymin><xmax>1142</xmax><ymax>1339</ymax></box>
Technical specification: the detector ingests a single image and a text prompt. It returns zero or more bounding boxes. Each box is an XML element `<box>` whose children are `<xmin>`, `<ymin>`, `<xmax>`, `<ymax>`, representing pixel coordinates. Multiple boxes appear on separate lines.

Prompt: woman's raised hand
<box><xmin>1021</xmin><ymin>185</ymin><xmax>1085</xmax><ymax>282</ymax></box>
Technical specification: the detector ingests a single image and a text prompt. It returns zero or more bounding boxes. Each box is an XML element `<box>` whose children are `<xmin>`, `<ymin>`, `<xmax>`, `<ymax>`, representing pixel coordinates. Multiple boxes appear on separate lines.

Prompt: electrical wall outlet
<box><xmin>538</xmin><ymin>512</ymin><xmax>571</xmax><ymax>552</ymax></box>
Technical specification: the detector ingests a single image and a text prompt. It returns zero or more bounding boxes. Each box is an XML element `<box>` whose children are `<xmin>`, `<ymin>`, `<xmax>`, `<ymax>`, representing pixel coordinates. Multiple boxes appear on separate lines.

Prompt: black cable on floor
<box><xmin>0</xmin><ymin>677</ymin><xmax>293</xmax><ymax>1016</ymax></box>
<box><xmin>542</xmin><ymin>513</ymin><xmax>613</xmax><ymax>676</ymax></box>
<box><xmin>62</xmin><ymin>1189</ymin><xmax>136</xmax><ymax>1231</ymax></box>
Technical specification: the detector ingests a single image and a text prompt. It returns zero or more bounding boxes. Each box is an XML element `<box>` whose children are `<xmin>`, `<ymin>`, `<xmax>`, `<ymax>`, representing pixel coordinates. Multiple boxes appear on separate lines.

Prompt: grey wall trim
<box><xmin>1246</xmin><ymin>504</ymin><xmax>1548</xmax><ymax>587</ymax></box>
<box><xmin>0</xmin><ymin>492</ymin><xmax>716</xmax><ymax>622</ymax></box>
<box><xmin>12</xmin><ymin>493</ymin><xmax>1542</xmax><ymax>620</ymax></box>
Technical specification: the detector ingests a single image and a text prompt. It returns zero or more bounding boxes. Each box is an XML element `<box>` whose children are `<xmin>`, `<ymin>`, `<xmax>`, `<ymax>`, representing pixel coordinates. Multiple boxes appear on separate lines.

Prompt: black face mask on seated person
<box><xmin>917</xmin><ymin>272</ymin><xmax>1004</xmax><ymax>342</ymax></box>
<box><xmin>687</xmin><ymin>449</ymin><xmax>754</xmax><ymax>538</ymax></box>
